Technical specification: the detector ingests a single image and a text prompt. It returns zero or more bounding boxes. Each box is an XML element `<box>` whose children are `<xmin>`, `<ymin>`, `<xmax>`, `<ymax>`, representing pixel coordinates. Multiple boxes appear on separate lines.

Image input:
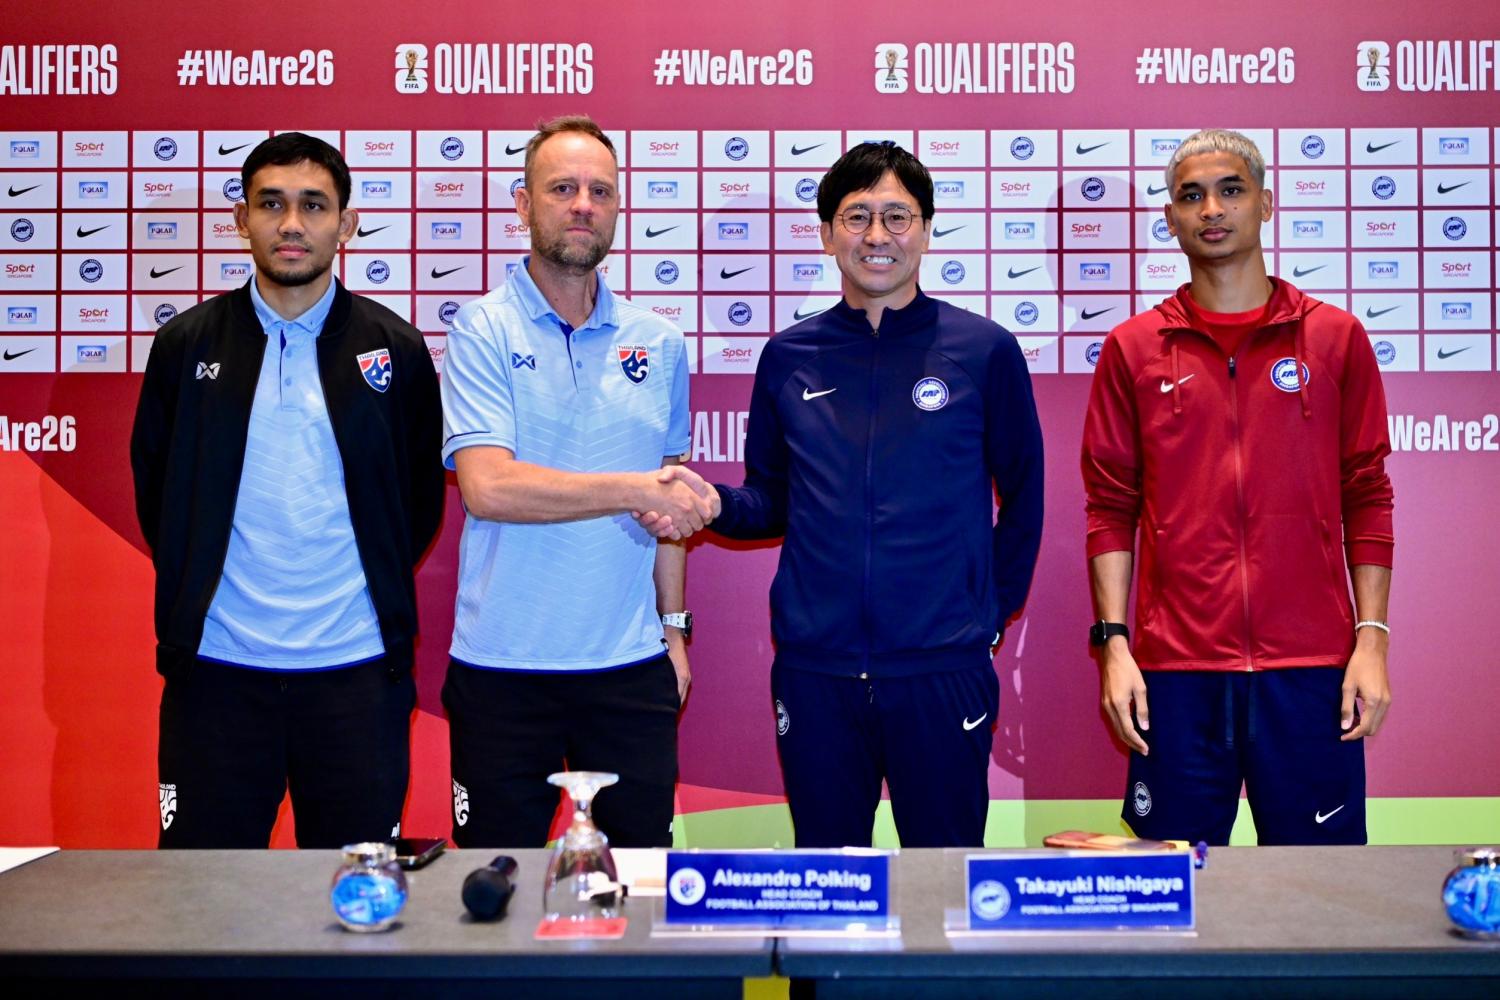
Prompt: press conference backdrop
<box><xmin>3</xmin><ymin>3</ymin><xmax>1497</xmax><ymax>848</ymax></box>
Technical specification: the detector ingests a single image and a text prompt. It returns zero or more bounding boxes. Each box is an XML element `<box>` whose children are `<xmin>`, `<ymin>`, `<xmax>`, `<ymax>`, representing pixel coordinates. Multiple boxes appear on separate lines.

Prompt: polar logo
<box><xmin>668</xmin><ymin>867</ymin><xmax>708</xmax><ymax>906</ymax></box>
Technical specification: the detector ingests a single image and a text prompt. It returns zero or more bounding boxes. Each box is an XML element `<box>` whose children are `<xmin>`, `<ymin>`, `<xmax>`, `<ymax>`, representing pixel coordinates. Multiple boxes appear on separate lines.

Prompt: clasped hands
<box><xmin>633</xmin><ymin>465</ymin><xmax>720</xmax><ymax>540</ymax></box>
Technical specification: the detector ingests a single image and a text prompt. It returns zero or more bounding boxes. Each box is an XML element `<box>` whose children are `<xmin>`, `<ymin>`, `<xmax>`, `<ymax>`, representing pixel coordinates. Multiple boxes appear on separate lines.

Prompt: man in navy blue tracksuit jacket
<box><xmin>706</xmin><ymin>142</ymin><xmax>1044</xmax><ymax>847</ymax></box>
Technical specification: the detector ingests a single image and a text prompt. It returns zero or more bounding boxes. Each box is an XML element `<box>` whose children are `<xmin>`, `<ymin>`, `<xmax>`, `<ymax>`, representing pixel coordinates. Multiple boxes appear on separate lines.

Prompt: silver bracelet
<box><xmin>1355</xmin><ymin>620</ymin><xmax>1391</xmax><ymax>635</ymax></box>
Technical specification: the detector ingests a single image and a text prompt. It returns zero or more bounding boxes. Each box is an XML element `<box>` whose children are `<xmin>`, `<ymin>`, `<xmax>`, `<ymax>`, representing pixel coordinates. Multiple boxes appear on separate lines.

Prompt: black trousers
<box><xmin>157</xmin><ymin>656</ymin><xmax>414</xmax><ymax>849</ymax></box>
<box><xmin>443</xmin><ymin>654</ymin><xmax>680</xmax><ymax>848</ymax></box>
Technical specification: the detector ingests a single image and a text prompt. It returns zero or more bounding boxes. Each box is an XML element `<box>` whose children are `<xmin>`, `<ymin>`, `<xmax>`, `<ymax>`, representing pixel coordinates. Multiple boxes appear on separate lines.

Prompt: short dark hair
<box><xmin>523</xmin><ymin>114</ymin><xmax>617</xmax><ymax>189</ymax></box>
<box><xmin>816</xmin><ymin>141</ymin><xmax>934</xmax><ymax>223</ymax></box>
<box><xmin>240</xmin><ymin>132</ymin><xmax>352</xmax><ymax>210</ymax></box>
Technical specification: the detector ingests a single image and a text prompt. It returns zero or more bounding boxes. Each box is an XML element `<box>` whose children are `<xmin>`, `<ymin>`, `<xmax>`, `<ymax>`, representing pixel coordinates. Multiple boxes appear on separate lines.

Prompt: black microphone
<box><xmin>461</xmin><ymin>855</ymin><xmax>519</xmax><ymax>921</ymax></box>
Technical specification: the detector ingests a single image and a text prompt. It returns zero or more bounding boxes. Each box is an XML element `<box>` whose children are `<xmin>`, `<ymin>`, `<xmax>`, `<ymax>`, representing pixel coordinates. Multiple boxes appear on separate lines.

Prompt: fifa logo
<box><xmin>1357</xmin><ymin>41</ymin><xmax>1390</xmax><ymax>91</ymax></box>
<box><xmin>394</xmin><ymin>44</ymin><xmax>429</xmax><ymax>94</ymax></box>
<box><xmin>874</xmin><ymin>43</ymin><xmax>908</xmax><ymax>93</ymax></box>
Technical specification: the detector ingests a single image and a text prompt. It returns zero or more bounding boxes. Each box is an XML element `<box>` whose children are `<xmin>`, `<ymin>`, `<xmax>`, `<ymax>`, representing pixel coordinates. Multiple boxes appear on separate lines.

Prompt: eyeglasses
<box><xmin>837</xmin><ymin>207</ymin><xmax>918</xmax><ymax>235</ymax></box>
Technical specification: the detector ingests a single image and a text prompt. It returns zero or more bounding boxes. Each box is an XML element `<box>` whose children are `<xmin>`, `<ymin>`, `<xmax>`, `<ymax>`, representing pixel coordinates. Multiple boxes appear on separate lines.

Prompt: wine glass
<box><xmin>542</xmin><ymin>770</ymin><xmax>624</xmax><ymax>921</ymax></box>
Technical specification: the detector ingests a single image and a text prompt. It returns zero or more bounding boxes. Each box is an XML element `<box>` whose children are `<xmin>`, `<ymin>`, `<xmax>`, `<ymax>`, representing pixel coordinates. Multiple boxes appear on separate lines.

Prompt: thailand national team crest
<box><xmin>357</xmin><ymin>348</ymin><xmax>393</xmax><ymax>392</ymax></box>
<box><xmin>618</xmin><ymin>345</ymin><xmax>650</xmax><ymax>384</ymax></box>
<box><xmin>1270</xmin><ymin>357</ymin><xmax>1311</xmax><ymax>392</ymax></box>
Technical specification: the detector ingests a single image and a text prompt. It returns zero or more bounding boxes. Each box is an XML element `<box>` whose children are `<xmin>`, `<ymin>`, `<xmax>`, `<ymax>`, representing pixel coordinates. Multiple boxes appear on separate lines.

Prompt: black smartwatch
<box><xmin>1089</xmin><ymin>620</ymin><xmax>1130</xmax><ymax>647</ymax></box>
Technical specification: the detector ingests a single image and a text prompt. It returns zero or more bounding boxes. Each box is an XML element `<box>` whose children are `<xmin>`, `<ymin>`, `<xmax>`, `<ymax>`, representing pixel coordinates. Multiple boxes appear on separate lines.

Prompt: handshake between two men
<box><xmin>633</xmin><ymin>464</ymin><xmax>720</xmax><ymax>541</ymax></box>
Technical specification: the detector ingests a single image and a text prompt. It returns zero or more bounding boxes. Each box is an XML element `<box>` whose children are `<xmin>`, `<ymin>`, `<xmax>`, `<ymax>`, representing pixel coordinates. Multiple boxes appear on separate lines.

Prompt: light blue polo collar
<box><xmin>248</xmin><ymin>273</ymin><xmax>337</xmax><ymax>338</ymax></box>
<box><xmin>511</xmin><ymin>255</ymin><xmax>618</xmax><ymax>333</ymax></box>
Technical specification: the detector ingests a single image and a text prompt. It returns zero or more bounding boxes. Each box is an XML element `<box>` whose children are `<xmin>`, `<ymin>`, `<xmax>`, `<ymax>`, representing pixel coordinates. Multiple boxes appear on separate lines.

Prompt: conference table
<box><xmin>0</xmin><ymin>846</ymin><xmax>1495</xmax><ymax>998</ymax></box>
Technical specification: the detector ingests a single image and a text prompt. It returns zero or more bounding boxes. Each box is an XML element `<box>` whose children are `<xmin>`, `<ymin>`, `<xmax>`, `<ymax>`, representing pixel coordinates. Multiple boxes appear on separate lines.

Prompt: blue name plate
<box><xmin>665</xmin><ymin>850</ymin><xmax>890</xmax><ymax>928</ymax></box>
<box><xmin>966</xmin><ymin>852</ymin><xmax>1194</xmax><ymax>930</ymax></box>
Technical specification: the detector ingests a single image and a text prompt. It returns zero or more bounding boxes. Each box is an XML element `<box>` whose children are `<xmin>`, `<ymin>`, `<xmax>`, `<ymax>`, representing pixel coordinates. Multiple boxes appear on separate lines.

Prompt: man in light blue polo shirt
<box><xmin>441</xmin><ymin>115</ymin><xmax>717</xmax><ymax>848</ymax></box>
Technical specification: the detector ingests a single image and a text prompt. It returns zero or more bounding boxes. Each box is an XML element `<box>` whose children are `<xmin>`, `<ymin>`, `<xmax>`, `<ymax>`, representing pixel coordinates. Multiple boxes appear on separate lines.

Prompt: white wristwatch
<box><xmin>661</xmin><ymin>612</ymin><xmax>693</xmax><ymax>639</ymax></box>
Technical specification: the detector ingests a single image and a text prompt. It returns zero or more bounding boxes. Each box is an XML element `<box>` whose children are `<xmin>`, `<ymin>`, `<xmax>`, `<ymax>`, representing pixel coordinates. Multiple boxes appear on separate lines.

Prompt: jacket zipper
<box><xmin>1226</xmin><ymin>354</ymin><xmax>1254</xmax><ymax>670</ymax></box>
<box><xmin>860</xmin><ymin>337</ymin><xmax>879</xmax><ymax>678</ymax></box>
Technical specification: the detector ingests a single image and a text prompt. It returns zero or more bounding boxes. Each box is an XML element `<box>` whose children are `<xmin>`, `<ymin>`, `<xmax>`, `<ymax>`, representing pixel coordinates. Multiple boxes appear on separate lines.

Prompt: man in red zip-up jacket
<box><xmin>1081</xmin><ymin>129</ymin><xmax>1394</xmax><ymax>846</ymax></box>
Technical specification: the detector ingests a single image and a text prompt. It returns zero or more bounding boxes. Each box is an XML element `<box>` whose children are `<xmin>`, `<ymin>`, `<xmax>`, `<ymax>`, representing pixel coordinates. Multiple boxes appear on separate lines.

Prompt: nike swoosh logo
<box><xmin>430</xmin><ymin>266</ymin><xmax>463</xmax><ymax>279</ymax></box>
<box><xmin>1437</xmin><ymin>346</ymin><xmax>1472</xmax><ymax>359</ymax></box>
<box><xmin>1314</xmin><ymin>804</ymin><xmax>1345</xmax><ymax>824</ymax></box>
<box><xmin>802</xmin><ymin>387</ymin><xmax>836</xmax><ymax>400</ymax></box>
<box><xmin>505</xmin><ymin>143</ymin><xmax>527</xmax><ymax>156</ymax></box>
<box><xmin>1292</xmin><ymin>265</ymin><xmax>1326</xmax><ymax>277</ymax></box>
<box><xmin>644</xmin><ymin>226</ymin><xmax>678</xmax><ymax>238</ymax></box>
<box><xmin>790</xmin><ymin>143</ymin><xmax>823</xmax><ymax>156</ymax></box>
<box><xmin>76</xmin><ymin>225</ymin><xmax>109</xmax><ymax>238</ymax></box>
<box><xmin>1365</xmin><ymin>141</ymin><xmax>1399</xmax><ymax>153</ymax></box>
<box><xmin>1081</xmin><ymin>307</ymin><xmax>1114</xmax><ymax>320</ymax></box>
<box><xmin>1436</xmin><ymin>181</ymin><xmax>1471</xmax><ymax>194</ymax></box>
<box><xmin>357</xmin><ymin>225</ymin><xmax>391</xmax><ymax>237</ymax></box>
<box><xmin>719</xmin><ymin>266</ymin><xmax>753</xmax><ymax>279</ymax></box>
<box><xmin>1075</xmin><ymin>142</ymin><xmax>1108</xmax><ymax>155</ymax></box>
<box><xmin>962</xmin><ymin>714</ymin><xmax>988</xmax><ymax>731</ymax></box>
<box><xmin>1147</xmin><ymin>184</ymin><xmax>1168</xmax><ymax>196</ymax></box>
<box><xmin>8</xmin><ymin>185</ymin><xmax>40</xmax><ymax>198</ymax></box>
<box><xmin>1365</xmin><ymin>306</ymin><xmax>1399</xmax><ymax>318</ymax></box>
<box><xmin>1007</xmin><ymin>266</ymin><xmax>1040</xmax><ymax>279</ymax></box>
<box><xmin>4</xmin><ymin>348</ymin><xmax>37</xmax><ymax>360</ymax></box>
<box><xmin>932</xmin><ymin>226</ymin><xmax>963</xmax><ymax>238</ymax></box>
<box><xmin>149</xmin><ymin>266</ymin><xmax>182</xmax><ymax>278</ymax></box>
<box><xmin>217</xmin><ymin>143</ymin><xmax>250</xmax><ymax>156</ymax></box>
<box><xmin>1160</xmin><ymin>373</ymin><xmax>1196</xmax><ymax>393</ymax></box>
<box><xmin>793</xmin><ymin>307</ymin><xmax>826</xmax><ymax>320</ymax></box>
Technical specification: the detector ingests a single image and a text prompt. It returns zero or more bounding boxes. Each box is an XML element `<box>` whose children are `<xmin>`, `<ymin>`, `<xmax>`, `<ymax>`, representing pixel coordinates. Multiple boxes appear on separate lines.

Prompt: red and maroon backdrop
<box><xmin>3</xmin><ymin>2</ymin><xmax>1497</xmax><ymax>848</ymax></box>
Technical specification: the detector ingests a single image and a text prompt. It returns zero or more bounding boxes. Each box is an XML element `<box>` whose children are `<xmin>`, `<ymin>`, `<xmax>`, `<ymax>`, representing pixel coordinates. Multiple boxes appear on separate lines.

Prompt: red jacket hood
<box><xmin>1151</xmin><ymin>277</ymin><xmax>1321</xmax><ymax>333</ymax></box>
